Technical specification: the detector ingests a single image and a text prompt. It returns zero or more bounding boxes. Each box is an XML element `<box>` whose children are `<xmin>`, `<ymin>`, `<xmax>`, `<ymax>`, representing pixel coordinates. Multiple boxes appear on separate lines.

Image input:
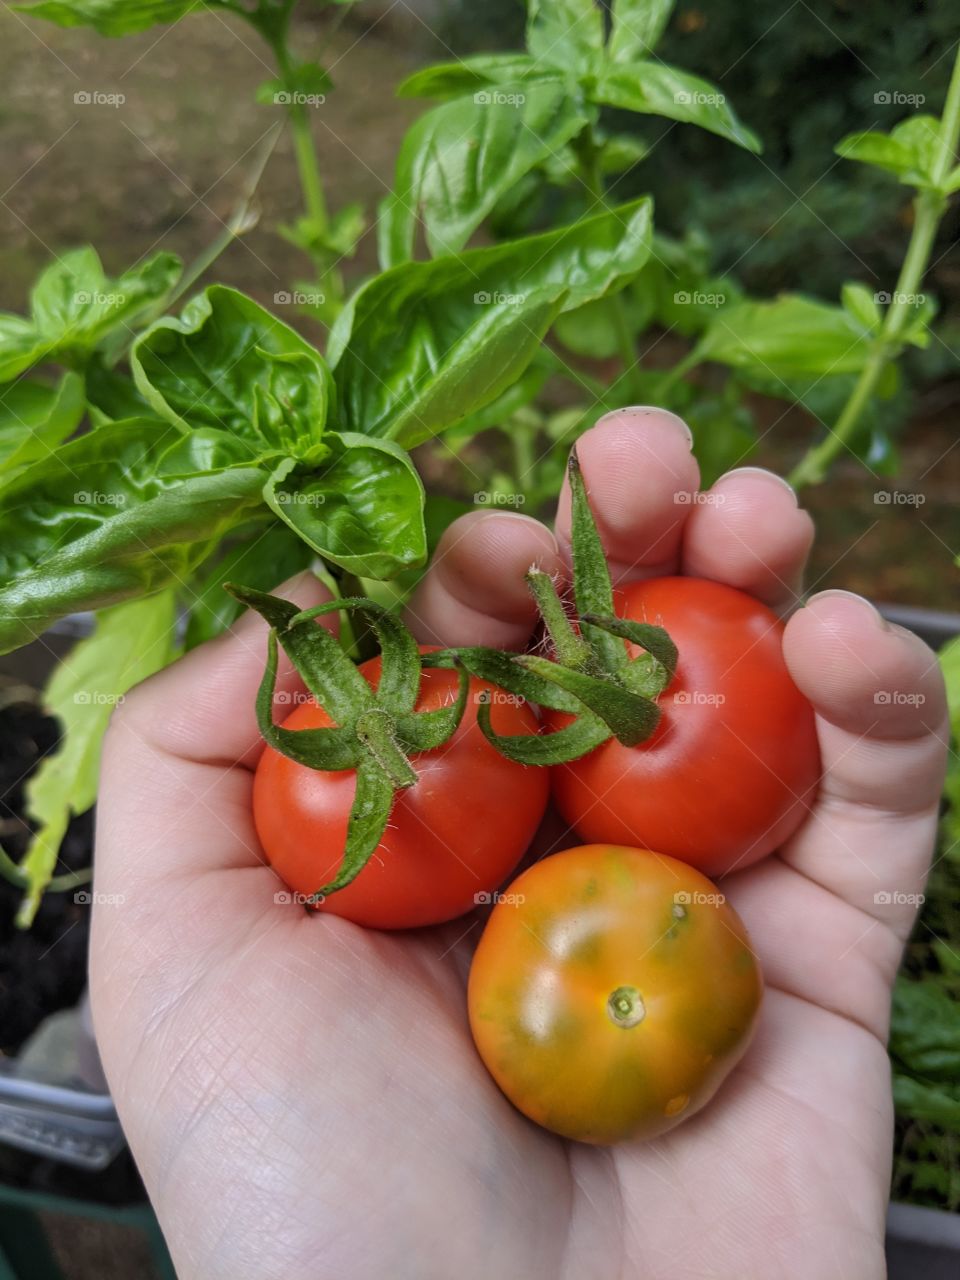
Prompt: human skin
<box><xmin>91</xmin><ymin>408</ymin><xmax>948</xmax><ymax>1280</ymax></box>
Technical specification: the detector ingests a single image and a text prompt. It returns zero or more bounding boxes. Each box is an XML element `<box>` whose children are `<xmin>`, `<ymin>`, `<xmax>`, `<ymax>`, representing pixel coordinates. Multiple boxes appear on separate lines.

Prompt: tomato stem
<box><xmin>525</xmin><ymin>568</ymin><xmax>592</xmax><ymax>670</ymax></box>
<box><xmin>355</xmin><ymin>708</ymin><xmax>418</xmax><ymax>790</ymax></box>
<box><xmin>607</xmin><ymin>985</ymin><xmax>646</xmax><ymax>1029</ymax></box>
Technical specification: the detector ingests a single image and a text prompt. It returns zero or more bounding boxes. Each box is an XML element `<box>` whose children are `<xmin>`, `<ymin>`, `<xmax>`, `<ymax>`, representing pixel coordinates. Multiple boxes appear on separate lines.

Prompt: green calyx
<box><xmin>433</xmin><ymin>448</ymin><xmax>678</xmax><ymax>767</ymax></box>
<box><xmin>225</xmin><ymin>583</ymin><xmax>468</xmax><ymax>904</ymax></box>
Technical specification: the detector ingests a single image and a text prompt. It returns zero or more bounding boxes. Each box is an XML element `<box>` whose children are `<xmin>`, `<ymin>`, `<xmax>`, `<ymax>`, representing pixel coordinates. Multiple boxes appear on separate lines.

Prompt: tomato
<box><xmin>546</xmin><ymin>577</ymin><xmax>820</xmax><ymax>876</ymax></box>
<box><xmin>468</xmin><ymin>844</ymin><xmax>762</xmax><ymax>1144</ymax></box>
<box><xmin>253</xmin><ymin>656</ymin><xmax>549</xmax><ymax>930</ymax></box>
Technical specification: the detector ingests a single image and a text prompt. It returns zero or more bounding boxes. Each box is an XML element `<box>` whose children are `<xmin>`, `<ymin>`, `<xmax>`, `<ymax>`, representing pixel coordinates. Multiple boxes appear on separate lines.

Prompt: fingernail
<box><xmin>806</xmin><ymin>589</ymin><xmax>890</xmax><ymax>629</ymax></box>
<box><xmin>715</xmin><ymin>466</ymin><xmax>798</xmax><ymax>506</ymax></box>
<box><xmin>594</xmin><ymin>406</ymin><xmax>694</xmax><ymax>449</ymax></box>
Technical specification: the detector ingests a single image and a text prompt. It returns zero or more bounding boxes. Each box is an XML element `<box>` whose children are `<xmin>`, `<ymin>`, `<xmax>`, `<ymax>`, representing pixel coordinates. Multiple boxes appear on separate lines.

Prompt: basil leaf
<box><xmin>85</xmin><ymin>357</ymin><xmax>154</xmax><ymax>425</ymax></box>
<box><xmin>0</xmin><ymin>371</ymin><xmax>84</xmax><ymax>474</ymax></box>
<box><xmin>132</xmin><ymin>285</ymin><xmax>332</xmax><ymax>455</ymax></box>
<box><xmin>836</xmin><ymin>116</ymin><xmax>942</xmax><ymax>190</ymax></box>
<box><xmin>184</xmin><ymin>523</ymin><xmax>314</xmax><ymax>649</ymax></box>
<box><xmin>16</xmin><ymin>0</ymin><xmax>206</xmax><ymax>35</ymax></box>
<box><xmin>841</xmin><ymin>282</ymin><xmax>883</xmax><ymax>334</ymax></box>
<box><xmin>0</xmin><ymin>418</ymin><xmax>264</xmax><ymax>652</ymax></box>
<box><xmin>380</xmin><ymin>81</ymin><xmax>591</xmax><ymax>265</ymax></box>
<box><xmin>594</xmin><ymin>63</ymin><xmax>761</xmax><ymax>153</ymax></box>
<box><xmin>608</xmin><ymin>0</ymin><xmax>675</xmax><ymax>62</ymax></box>
<box><xmin>397</xmin><ymin>54</ymin><xmax>548</xmax><ymax>100</ymax></box>
<box><xmin>264</xmin><ymin>433</ymin><xmax>426</xmax><ymax>580</ymax></box>
<box><xmin>17</xmin><ymin>591</ymin><xmax>179</xmax><ymax>925</ymax></box>
<box><xmin>0</xmin><ymin>248</ymin><xmax>180</xmax><ymax>382</ymax></box>
<box><xmin>526</xmin><ymin>0</ymin><xmax>604</xmax><ymax>74</ymax></box>
<box><xmin>696</xmin><ymin>295</ymin><xmax>874</xmax><ymax>377</ymax></box>
<box><xmin>332</xmin><ymin>197</ymin><xmax>653</xmax><ymax>447</ymax></box>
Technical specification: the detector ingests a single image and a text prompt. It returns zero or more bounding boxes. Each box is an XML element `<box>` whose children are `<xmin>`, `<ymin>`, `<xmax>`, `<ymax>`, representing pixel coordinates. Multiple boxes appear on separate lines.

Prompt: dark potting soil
<box><xmin>0</xmin><ymin>697</ymin><xmax>93</xmax><ymax>1058</ymax></box>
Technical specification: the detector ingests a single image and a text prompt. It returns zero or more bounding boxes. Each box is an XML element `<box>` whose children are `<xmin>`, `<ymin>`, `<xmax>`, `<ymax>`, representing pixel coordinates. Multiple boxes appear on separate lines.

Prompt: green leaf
<box><xmin>264</xmin><ymin>433</ymin><xmax>426</xmax><ymax>580</ymax></box>
<box><xmin>15</xmin><ymin>0</ymin><xmax>205</xmax><ymax>35</ymax></box>
<box><xmin>332</xmin><ymin>197</ymin><xmax>653</xmax><ymax>447</ymax></box>
<box><xmin>526</xmin><ymin>0</ymin><xmax>604</xmax><ymax>74</ymax></box>
<box><xmin>836</xmin><ymin>116</ymin><xmax>943</xmax><ymax>189</ymax></box>
<box><xmin>608</xmin><ymin>0</ymin><xmax>675</xmax><ymax>62</ymax></box>
<box><xmin>594</xmin><ymin>63</ymin><xmax>761</xmax><ymax>153</ymax></box>
<box><xmin>697</xmin><ymin>295</ymin><xmax>874</xmax><ymax>377</ymax></box>
<box><xmin>893</xmin><ymin>1075</ymin><xmax>960</xmax><ymax>1133</ymax></box>
<box><xmin>17</xmin><ymin>591</ymin><xmax>178</xmax><ymax>925</ymax></box>
<box><xmin>0</xmin><ymin>248</ymin><xmax>180</xmax><ymax>381</ymax></box>
<box><xmin>85</xmin><ymin>357</ymin><xmax>153</xmax><ymax>425</ymax></box>
<box><xmin>892</xmin><ymin>978</ymin><xmax>960</xmax><ymax>1082</ymax></box>
<box><xmin>397</xmin><ymin>54</ymin><xmax>548</xmax><ymax>100</ymax></box>
<box><xmin>554</xmin><ymin>288</ymin><xmax>649</xmax><ymax>358</ymax></box>
<box><xmin>132</xmin><ymin>285</ymin><xmax>331</xmax><ymax>455</ymax></box>
<box><xmin>0</xmin><ymin>371</ymin><xmax>84</xmax><ymax>474</ymax></box>
<box><xmin>380</xmin><ymin>81</ymin><xmax>591</xmax><ymax>265</ymax></box>
<box><xmin>0</xmin><ymin>418</ymin><xmax>265</xmax><ymax>652</ymax></box>
<box><xmin>184</xmin><ymin>523</ymin><xmax>314</xmax><ymax>649</ymax></box>
<box><xmin>841</xmin><ymin>281</ymin><xmax>882</xmax><ymax>333</ymax></box>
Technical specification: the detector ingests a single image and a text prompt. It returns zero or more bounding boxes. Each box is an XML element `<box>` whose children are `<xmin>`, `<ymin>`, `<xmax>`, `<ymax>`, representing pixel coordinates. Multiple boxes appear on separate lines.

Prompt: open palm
<box><xmin>91</xmin><ymin>410</ymin><xmax>947</xmax><ymax>1280</ymax></box>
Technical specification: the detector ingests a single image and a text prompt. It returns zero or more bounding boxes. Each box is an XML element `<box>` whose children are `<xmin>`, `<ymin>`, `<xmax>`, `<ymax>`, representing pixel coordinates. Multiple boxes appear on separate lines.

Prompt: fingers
<box><xmin>405</xmin><ymin>511</ymin><xmax>561</xmax><ymax>648</ymax></box>
<box><xmin>554</xmin><ymin>407</ymin><xmax>700</xmax><ymax>583</ymax></box>
<box><xmin>95</xmin><ymin>571</ymin><xmax>332</xmax><ymax>893</ymax></box>
<box><xmin>780</xmin><ymin>590</ymin><xmax>948</xmax><ymax>942</ymax></box>
<box><xmin>681</xmin><ymin>468</ymin><xmax>815</xmax><ymax>615</ymax></box>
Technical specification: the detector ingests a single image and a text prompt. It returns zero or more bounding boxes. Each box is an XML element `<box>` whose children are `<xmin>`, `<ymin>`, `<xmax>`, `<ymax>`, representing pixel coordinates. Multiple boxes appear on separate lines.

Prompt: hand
<box><xmin>91</xmin><ymin>409</ymin><xmax>948</xmax><ymax>1280</ymax></box>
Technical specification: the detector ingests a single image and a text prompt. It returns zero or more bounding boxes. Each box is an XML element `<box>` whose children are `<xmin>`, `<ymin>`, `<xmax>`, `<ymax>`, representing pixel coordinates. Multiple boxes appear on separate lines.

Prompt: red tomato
<box><xmin>254</xmin><ymin>656</ymin><xmax>549</xmax><ymax>929</ymax></box>
<box><xmin>546</xmin><ymin>577</ymin><xmax>820</xmax><ymax>875</ymax></box>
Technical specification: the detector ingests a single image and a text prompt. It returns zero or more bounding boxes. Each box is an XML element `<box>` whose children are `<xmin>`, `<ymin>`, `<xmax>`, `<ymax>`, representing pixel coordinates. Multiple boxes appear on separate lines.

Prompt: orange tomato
<box><xmin>468</xmin><ymin>844</ymin><xmax>762</xmax><ymax>1144</ymax></box>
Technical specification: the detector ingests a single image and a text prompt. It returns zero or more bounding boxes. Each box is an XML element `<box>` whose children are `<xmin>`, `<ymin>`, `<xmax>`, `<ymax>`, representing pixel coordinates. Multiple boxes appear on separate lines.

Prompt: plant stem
<box><xmin>651</xmin><ymin>346</ymin><xmax>702</xmax><ymax>401</ymax></box>
<box><xmin>580</xmin><ymin>126</ymin><xmax>639</xmax><ymax>399</ymax></box>
<box><xmin>789</xmin><ymin>46</ymin><xmax>960</xmax><ymax>488</ymax></box>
